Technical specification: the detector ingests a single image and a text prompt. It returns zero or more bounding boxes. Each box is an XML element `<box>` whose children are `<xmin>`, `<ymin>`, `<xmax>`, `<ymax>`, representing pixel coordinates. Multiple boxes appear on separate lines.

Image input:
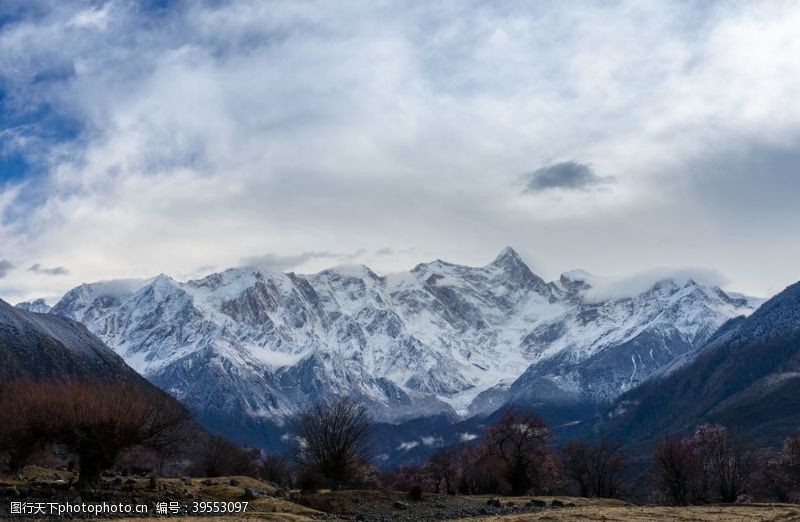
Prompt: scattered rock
<box><xmin>244</xmin><ymin>488</ymin><xmax>261</xmax><ymax>500</ymax></box>
<box><xmin>201</xmin><ymin>479</ymin><xmax>213</xmax><ymax>486</ymax></box>
<box><xmin>486</xmin><ymin>498</ymin><xmax>502</xmax><ymax>508</ymax></box>
<box><xmin>528</xmin><ymin>499</ymin><xmax>547</xmax><ymax>507</ymax></box>
<box><xmin>551</xmin><ymin>499</ymin><xmax>564</xmax><ymax>507</ymax></box>
<box><xmin>392</xmin><ymin>500</ymin><xmax>407</xmax><ymax>510</ymax></box>
<box><xmin>229</xmin><ymin>479</ymin><xmax>240</xmax><ymax>486</ymax></box>
<box><xmin>355</xmin><ymin>513</ymin><xmax>366</xmax><ymax>521</ymax></box>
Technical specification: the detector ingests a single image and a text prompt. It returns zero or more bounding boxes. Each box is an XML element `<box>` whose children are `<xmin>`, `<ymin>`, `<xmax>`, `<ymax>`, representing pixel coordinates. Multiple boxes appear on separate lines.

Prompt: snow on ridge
<box><xmin>46</xmin><ymin>248</ymin><xmax>764</xmax><ymax>424</ymax></box>
<box><xmin>579</xmin><ymin>267</ymin><xmax>731</xmax><ymax>303</ymax></box>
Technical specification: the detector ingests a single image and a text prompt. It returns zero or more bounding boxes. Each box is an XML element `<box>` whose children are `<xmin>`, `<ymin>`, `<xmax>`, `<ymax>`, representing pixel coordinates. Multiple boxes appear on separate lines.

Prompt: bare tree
<box><xmin>652</xmin><ymin>424</ymin><xmax>756</xmax><ymax>505</ymax></box>
<box><xmin>755</xmin><ymin>431</ymin><xmax>800</xmax><ymax>502</ymax></box>
<box><xmin>0</xmin><ymin>381</ymin><xmax>64</xmax><ymax>473</ymax></box>
<box><xmin>479</xmin><ymin>410</ymin><xmax>552</xmax><ymax>495</ymax></box>
<box><xmin>63</xmin><ymin>382</ymin><xmax>192</xmax><ymax>489</ymax></box>
<box><xmin>426</xmin><ymin>448</ymin><xmax>457</xmax><ymax>494</ymax></box>
<box><xmin>260</xmin><ymin>453</ymin><xmax>292</xmax><ymax>487</ymax></box>
<box><xmin>191</xmin><ymin>434</ymin><xmax>259</xmax><ymax>478</ymax></box>
<box><xmin>651</xmin><ymin>435</ymin><xmax>695</xmax><ymax>506</ymax></box>
<box><xmin>563</xmin><ymin>440</ymin><xmax>628</xmax><ymax>498</ymax></box>
<box><xmin>688</xmin><ymin>423</ymin><xmax>755</xmax><ymax>503</ymax></box>
<box><xmin>0</xmin><ymin>380</ymin><xmax>192</xmax><ymax>489</ymax></box>
<box><xmin>292</xmin><ymin>397</ymin><xmax>371</xmax><ymax>489</ymax></box>
<box><xmin>454</xmin><ymin>442</ymin><xmax>501</xmax><ymax>495</ymax></box>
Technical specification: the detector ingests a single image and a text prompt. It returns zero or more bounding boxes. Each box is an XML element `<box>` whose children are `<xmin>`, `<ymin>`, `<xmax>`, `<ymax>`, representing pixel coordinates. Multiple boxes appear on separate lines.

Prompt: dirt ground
<box><xmin>456</xmin><ymin>503</ymin><xmax>800</xmax><ymax>521</ymax></box>
<box><xmin>3</xmin><ymin>467</ymin><xmax>800</xmax><ymax>521</ymax></box>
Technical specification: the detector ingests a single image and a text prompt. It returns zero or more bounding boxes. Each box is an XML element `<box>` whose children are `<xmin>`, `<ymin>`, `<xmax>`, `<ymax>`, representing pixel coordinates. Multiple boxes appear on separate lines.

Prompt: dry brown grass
<box><xmin>147</xmin><ymin>476</ymin><xmax>324</xmax><ymax>520</ymax></box>
<box><xmin>0</xmin><ymin>469</ymin><xmax>325</xmax><ymax>521</ymax></box>
<box><xmin>5</xmin><ymin>469</ymin><xmax>800</xmax><ymax>521</ymax></box>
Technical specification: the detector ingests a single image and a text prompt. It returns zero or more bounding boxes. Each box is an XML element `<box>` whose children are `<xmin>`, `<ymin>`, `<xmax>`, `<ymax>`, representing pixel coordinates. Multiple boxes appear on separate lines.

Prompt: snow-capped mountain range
<box><xmin>36</xmin><ymin>247</ymin><xmax>761</xmax><ymax>446</ymax></box>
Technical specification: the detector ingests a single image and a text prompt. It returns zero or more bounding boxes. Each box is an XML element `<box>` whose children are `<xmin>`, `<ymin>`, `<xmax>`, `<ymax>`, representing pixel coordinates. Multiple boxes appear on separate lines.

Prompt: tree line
<box><xmin>2</xmin><ymin>380</ymin><xmax>800</xmax><ymax>504</ymax></box>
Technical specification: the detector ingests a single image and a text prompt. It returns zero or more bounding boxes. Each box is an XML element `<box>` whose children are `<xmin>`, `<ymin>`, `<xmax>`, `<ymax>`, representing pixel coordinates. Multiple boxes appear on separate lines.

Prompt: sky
<box><xmin>1</xmin><ymin>0</ymin><xmax>800</xmax><ymax>303</ymax></box>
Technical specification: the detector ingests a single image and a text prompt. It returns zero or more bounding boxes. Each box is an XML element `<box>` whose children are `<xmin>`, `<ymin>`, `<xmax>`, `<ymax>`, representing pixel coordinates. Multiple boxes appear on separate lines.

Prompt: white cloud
<box><xmin>421</xmin><ymin>436</ymin><xmax>443</xmax><ymax>447</ymax></box>
<box><xmin>579</xmin><ymin>267</ymin><xmax>729</xmax><ymax>303</ymax></box>
<box><xmin>459</xmin><ymin>432</ymin><xmax>478</xmax><ymax>442</ymax></box>
<box><xmin>1</xmin><ymin>1</ymin><xmax>800</xmax><ymax>301</ymax></box>
<box><xmin>397</xmin><ymin>441</ymin><xmax>419</xmax><ymax>451</ymax></box>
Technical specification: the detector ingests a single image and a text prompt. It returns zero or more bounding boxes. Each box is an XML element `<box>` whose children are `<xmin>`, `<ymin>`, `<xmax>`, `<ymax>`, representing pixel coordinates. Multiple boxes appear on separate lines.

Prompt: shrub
<box><xmin>562</xmin><ymin>440</ymin><xmax>629</xmax><ymax>498</ymax></box>
<box><xmin>189</xmin><ymin>434</ymin><xmax>259</xmax><ymax>478</ymax></box>
<box><xmin>407</xmin><ymin>484</ymin><xmax>423</xmax><ymax>500</ymax></box>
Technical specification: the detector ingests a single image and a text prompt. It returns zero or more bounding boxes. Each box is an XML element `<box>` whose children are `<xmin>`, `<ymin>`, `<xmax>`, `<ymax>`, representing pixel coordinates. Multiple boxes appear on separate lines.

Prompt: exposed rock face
<box><xmin>48</xmin><ymin>248</ymin><xmax>761</xmax><ymax>446</ymax></box>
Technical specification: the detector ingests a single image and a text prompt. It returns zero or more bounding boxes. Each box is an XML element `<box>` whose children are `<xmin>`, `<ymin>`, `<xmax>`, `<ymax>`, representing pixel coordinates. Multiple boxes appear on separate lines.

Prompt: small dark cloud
<box><xmin>375</xmin><ymin>248</ymin><xmax>394</xmax><ymax>256</ymax></box>
<box><xmin>523</xmin><ymin>161</ymin><xmax>614</xmax><ymax>193</ymax></box>
<box><xmin>0</xmin><ymin>260</ymin><xmax>13</xmax><ymax>278</ymax></box>
<box><xmin>28</xmin><ymin>263</ymin><xmax>69</xmax><ymax>276</ymax></box>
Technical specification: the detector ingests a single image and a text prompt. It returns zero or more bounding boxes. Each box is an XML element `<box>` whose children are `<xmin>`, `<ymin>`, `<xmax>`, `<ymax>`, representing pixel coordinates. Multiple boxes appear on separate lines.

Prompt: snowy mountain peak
<box><xmin>47</xmin><ymin>251</ymin><xmax>763</xmax><ymax>442</ymax></box>
<box><xmin>489</xmin><ymin>246</ymin><xmax>534</xmax><ymax>275</ymax></box>
<box><xmin>319</xmin><ymin>264</ymin><xmax>381</xmax><ymax>281</ymax></box>
<box><xmin>491</xmin><ymin>246</ymin><xmax>523</xmax><ymax>265</ymax></box>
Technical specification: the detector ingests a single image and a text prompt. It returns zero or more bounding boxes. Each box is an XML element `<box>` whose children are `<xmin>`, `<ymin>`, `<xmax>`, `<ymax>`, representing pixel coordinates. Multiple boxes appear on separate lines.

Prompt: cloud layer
<box><xmin>1</xmin><ymin>1</ymin><xmax>800</xmax><ymax>301</ymax></box>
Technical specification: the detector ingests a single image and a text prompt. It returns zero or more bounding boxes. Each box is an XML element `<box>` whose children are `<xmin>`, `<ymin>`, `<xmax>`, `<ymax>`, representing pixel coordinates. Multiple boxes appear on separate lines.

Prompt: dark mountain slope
<box><xmin>593</xmin><ymin>281</ymin><xmax>800</xmax><ymax>447</ymax></box>
<box><xmin>0</xmin><ymin>298</ymin><xmax>144</xmax><ymax>382</ymax></box>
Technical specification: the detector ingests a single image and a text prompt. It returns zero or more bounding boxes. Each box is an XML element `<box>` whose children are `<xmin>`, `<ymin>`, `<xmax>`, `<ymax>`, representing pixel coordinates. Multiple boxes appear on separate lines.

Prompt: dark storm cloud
<box><xmin>0</xmin><ymin>259</ymin><xmax>13</xmax><ymax>278</ymax></box>
<box><xmin>523</xmin><ymin>161</ymin><xmax>614</xmax><ymax>193</ymax></box>
<box><xmin>28</xmin><ymin>263</ymin><xmax>69</xmax><ymax>276</ymax></box>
